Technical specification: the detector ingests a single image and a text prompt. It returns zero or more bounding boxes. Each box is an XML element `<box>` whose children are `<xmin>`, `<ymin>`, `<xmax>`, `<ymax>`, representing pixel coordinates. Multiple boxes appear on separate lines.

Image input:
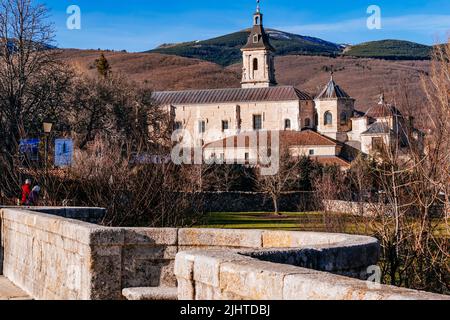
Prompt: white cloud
<box><xmin>278</xmin><ymin>14</ymin><xmax>450</xmax><ymax>36</ymax></box>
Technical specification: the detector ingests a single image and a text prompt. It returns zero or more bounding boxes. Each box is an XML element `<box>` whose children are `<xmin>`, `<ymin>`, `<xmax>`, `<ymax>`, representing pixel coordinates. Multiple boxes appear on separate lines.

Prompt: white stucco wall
<box><xmin>172</xmin><ymin>100</ymin><xmax>307</xmax><ymax>147</ymax></box>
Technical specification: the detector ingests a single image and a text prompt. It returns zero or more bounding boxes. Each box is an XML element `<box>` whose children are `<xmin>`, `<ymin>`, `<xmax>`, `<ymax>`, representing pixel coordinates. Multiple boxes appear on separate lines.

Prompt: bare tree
<box><xmin>0</xmin><ymin>0</ymin><xmax>72</xmax><ymax>201</ymax></box>
<box><xmin>251</xmin><ymin>151</ymin><xmax>301</xmax><ymax>215</ymax></box>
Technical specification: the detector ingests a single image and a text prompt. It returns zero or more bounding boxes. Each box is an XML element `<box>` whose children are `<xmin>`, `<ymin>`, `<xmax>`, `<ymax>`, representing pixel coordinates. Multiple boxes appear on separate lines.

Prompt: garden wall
<box><xmin>198</xmin><ymin>191</ymin><xmax>315</xmax><ymax>212</ymax></box>
<box><xmin>1</xmin><ymin>208</ymin><xmax>448</xmax><ymax>300</ymax></box>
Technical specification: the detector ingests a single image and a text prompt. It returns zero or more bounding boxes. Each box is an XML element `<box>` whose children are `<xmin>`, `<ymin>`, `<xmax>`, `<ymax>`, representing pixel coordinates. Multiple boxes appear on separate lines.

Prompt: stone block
<box><xmin>282</xmin><ymin>272</ymin><xmax>450</xmax><ymax>300</ymax></box>
<box><xmin>123</xmin><ymin>228</ymin><xmax>178</xmax><ymax>246</ymax></box>
<box><xmin>218</xmin><ymin>259</ymin><xmax>308</xmax><ymax>300</ymax></box>
<box><xmin>194</xmin><ymin>282</ymin><xmax>223</xmax><ymax>300</ymax></box>
<box><xmin>89</xmin><ymin>228</ymin><xmax>124</xmax><ymax>246</ymax></box>
<box><xmin>89</xmin><ymin>245</ymin><xmax>122</xmax><ymax>300</ymax></box>
<box><xmin>122</xmin><ymin>259</ymin><xmax>175</xmax><ymax>288</ymax></box>
<box><xmin>177</xmin><ymin>278</ymin><xmax>195</xmax><ymax>300</ymax></box>
<box><xmin>192</xmin><ymin>250</ymin><xmax>253</xmax><ymax>287</ymax></box>
<box><xmin>122</xmin><ymin>287</ymin><xmax>178</xmax><ymax>300</ymax></box>
<box><xmin>178</xmin><ymin>229</ymin><xmax>262</xmax><ymax>248</ymax></box>
<box><xmin>174</xmin><ymin>251</ymin><xmax>196</xmax><ymax>280</ymax></box>
<box><xmin>123</xmin><ymin>244</ymin><xmax>177</xmax><ymax>261</ymax></box>
<box><xmin>262</xmin><ymin>231</ymin><xmax>346</xmax><ymax>248</ymax></box>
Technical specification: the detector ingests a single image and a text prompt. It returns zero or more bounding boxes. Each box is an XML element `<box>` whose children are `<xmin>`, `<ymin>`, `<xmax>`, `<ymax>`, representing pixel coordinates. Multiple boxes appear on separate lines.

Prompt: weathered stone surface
<box><xmin>123</xmin><ymin>228</ymin><xmax>178</xmax><ymax>246</ymax></box>
<box><xmin>122</xmin><ymin>259</ymin><xmax>176</xmax><ymax>288</ymax></box>
<box><xmin>89</xmin><ymin>244</ymin><xmax>123</xmax><ymax>300</ymax></box>
<box><xmin>195</xmin><ymin>282</ymin><xmax>223</xmax><ymax>300</ymax></box>
<box><xmin>3</xmin><ymin>207</ymin><xmax>448</xmax><ymax>301</ymax></box>
<box><xmin>174</xmin><ymin>251</ymin><xmax>196</xmax><ymax>280</ymax></box>
<box><xmin>179</xmin><ymin>228</ymin><xmax>263</xmax><ymax>248</ymax></box>
<box><xmin>0</xmin><ymin>206</ymin><xmax>106</xmax><ymax>223</ymax></box>
<box><xmin>218</xmin><ymin>259</ymin><xmax>309</xmax><ymax>300</ymax></box>
<box><xmin>177</xmin><ymin>278</ymin><xmax>195</xmax><ymax>300</ymax></box>
<box><xmin>122</xmin><ymin>287</ymin><xmax>178</xmax><ymax>300</ymax></box>
<box><xmin>283</xmin><ymin>272</ymin><xmax>450</xmax><ymax>300</ymax></box>
<box><xmin>89</xmin><ymin>228</ymin><xmax>125</xmax><ymax>246</ymax></box>
<box><xmin>262</xmin><ymin>231</ymin><xmax>346</xmax><ymax>248</ymax></box>
<box><xmin>192</xmin><ymin>250</ymin><xmax>252</xmax><ymax>287</ymax></box>
<box><xmin>0</xmin><ymin>276</ymin><xmax>31</xmax><ymax>300</ymax></box>
<box><xmin>123</xmin><ymin>245</ymin><xmax>177</xmax><ymax>261</ymax></box>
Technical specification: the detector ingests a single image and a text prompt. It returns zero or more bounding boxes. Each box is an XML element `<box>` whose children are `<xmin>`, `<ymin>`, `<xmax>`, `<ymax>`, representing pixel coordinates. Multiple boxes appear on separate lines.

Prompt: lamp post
<box><xmin>43</xmin><ymin>121</ymin><xmax>53</xmax><ymax>172</ymax></box>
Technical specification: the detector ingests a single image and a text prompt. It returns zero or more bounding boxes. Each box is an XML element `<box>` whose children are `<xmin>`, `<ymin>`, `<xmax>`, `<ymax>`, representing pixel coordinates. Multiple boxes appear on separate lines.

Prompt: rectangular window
<box><xmin>222</xmin><ymin>120</ymin><xmax>229</xmax><ymax>132</ymax></box>
<box><xmin>253</xmin><ymin>115</ymin><xmax>262</xmax><ymax>130</ymax></box>
<box><xmin>309</xmin><ymin>149</ymin><xmax>315</xmax><ymax>156</ymax></box>
<box><xmin>372</xmin><ymin>137</ymin><xmax>383</xmax><ymax>151</ymax></box>
<box><xmin>198</xmin><ymin>121</ymin><xmax>206</xmax><ymax>134</ymax></box>
<box><xmin>284</xmin><ymin>119</ymin><xmax>291</xmax><ymax>130</ymax></box>
<box><xmin>245</xmin><ymin>152</ymin><xmax>249</xmax><ymax>161</ymax></box>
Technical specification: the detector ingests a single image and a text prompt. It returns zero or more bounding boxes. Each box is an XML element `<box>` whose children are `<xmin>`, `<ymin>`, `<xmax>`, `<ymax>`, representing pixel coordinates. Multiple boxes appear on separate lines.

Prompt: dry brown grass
<box><xmin>57</xmin><ymin>49</ymin><xmax>241</xmax><ymax>91</ymax></box>
<box><xmin>59</xmin><ymin>49</ymin><xmax>430</xmax><ymax>114</ymax></box>
<box><xmin>230</xmin><ymin>55</ymin><xmax>430</xmax><ymax>111</ymax></box>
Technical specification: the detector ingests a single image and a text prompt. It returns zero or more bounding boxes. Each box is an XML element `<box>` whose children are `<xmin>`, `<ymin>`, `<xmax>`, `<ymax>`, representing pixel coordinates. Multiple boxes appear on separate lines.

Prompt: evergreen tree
<box><xmin>95</xmin><ymin>53</ymin><xmax>111</xmax><ymax>78</ymax></box>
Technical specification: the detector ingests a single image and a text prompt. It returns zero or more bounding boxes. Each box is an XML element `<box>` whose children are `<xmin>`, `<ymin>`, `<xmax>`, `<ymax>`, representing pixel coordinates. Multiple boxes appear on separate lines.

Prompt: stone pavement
<box><xmin>0</xmin><ymin>276</ymin><xmax>31</xmax><ymax>300</ymax></box>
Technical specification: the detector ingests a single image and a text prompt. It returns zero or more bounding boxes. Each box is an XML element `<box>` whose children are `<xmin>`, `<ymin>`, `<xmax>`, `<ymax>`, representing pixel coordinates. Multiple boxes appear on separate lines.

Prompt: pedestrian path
<box><xmin>0</xmin><ymin>276</ymin><xmax>31</xmax><ymax>300</ymax></box>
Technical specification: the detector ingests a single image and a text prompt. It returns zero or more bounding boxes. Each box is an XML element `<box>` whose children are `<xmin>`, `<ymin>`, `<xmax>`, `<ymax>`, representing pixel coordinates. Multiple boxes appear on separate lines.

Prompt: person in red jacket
<box><xmin>21</xmin><ymin>179</ymin><xmax>32</xmax><ymax>205</ymax></box>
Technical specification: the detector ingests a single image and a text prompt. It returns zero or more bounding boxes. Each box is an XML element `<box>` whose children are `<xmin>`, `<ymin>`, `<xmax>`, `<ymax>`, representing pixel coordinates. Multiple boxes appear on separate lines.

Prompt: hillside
<box><xmin>148</xmin><ymin>29</ymin><xmax>433</xmax><ymax>66</ymax></box>
<box><xmin>148</xmin><ymin>29</ymin><xmax>343</xmax><ymax>66</ymax></box>
<box><xmin>60</xmin><ymin>49</ymin><xmax>430</xmax><ymax>112</ymax></box>
<box><xmin>58</xmin><ymin>49</ymin><xmax>240</xmax><ymax>91</ymax></box>
<box><xmin>344</xmin><ymin>40</ymin><xmax>432</xmax><ymax>60</ymax></box>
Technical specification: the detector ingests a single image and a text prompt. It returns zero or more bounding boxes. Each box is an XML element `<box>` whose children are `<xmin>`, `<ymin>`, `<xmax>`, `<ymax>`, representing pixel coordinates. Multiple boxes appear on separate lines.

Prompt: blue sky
<box><xmin>45</xmin><ymin>0</ymin><xmax>450</xmax><ymax>52</ymax></box>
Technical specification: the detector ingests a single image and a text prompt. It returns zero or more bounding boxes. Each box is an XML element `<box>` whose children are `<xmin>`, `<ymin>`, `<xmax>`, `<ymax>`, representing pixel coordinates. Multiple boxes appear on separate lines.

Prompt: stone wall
<box><xmin>0</xmin><ymin>208</ymin><xmax>122</xmax><ymax>299</ymax></box>
<box><xmin>323</xmin><ymin>200</ymin><xmax>445</xmax><ymax>218</ymax></box>
<box><xmin>323</xmin><ymin>200</ymin><xmax>380</xmax><ymax>217</ymax></box>
<box><xmin>199</xmin><ymin>192</ymin><xmax>315</xmax><ymax>212</ymax></box>
<box><xmin>0</xmin><ymin>206</ymin><xmax>106</xmax><ymax>223</ymax></box>
<box><xmin>0</xmin><ymin>208</ymin><xmax>180</xmax><ymax>299</ymax></box>
<box><xmin>1</xmin><ymin>208</ymin><xmax>448</xmax><ymax>300</ymax></box>
<box><xmin>176</xmin><ymin>249</ymin><xmax>449</xmax><ymax>300</ymax></box>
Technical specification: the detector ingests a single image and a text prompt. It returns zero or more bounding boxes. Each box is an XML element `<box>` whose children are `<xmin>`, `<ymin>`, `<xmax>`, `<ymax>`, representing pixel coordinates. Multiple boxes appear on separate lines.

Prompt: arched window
<box><xmin>340</xmin><ymin>112</ymin><xmax>348</xmax><ymax>125</ymax></box>
<box><xmin>253</xmin><ymin>58</ymin><xmax>258</xmax><ymax>71</ymax></box>
<box><xmin>304</xmin><ymin>118</ymin><xmax>311</xmax><ymax>128</ymax></box>
<box><xmin>254</xmin><ymin>16</ymin><xmax>260</xmax><ymax>25</ymax></box>
<box><xmin>284</xmin><ymin>119</ymin><xmax>291</xmax><ymax>130</ymax></box>
<box><xmin>324</xmin><ymin>111</ymin><xmax>333</xmax><ymax>126</ymax></box>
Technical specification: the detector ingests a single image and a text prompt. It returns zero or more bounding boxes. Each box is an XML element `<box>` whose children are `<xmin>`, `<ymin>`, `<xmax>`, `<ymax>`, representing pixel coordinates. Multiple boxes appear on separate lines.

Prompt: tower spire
<box><xmin>241</xmin><ymin>0</ymin><xmax>276</xmax><ymax>88</ymax></box>
<box><xmin>378</xmin><ymin>92</ymin><xmax>385</xmax><ymax>105</ymax></box>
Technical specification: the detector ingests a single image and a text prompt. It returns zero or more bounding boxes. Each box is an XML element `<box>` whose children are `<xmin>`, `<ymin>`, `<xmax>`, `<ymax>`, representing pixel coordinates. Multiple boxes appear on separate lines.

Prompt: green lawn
<box><xmin>197</xmin><ymin>212</ymin><xmax>449</xmax><ymax>238</ymax></box>
<box><xmin>197</xmin><ymin>212</ymin><xmax>318</xmax><ymax>231</ymax></box>
<box><xmin>197</xmin><ymin>211</ymin><xmax>367</xmax><ymax>234</ymax></box>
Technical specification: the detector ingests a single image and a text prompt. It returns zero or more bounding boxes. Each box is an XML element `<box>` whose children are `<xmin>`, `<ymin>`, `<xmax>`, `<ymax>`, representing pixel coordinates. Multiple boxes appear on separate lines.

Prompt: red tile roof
<box><xmin>311</xmin><ymin>156</ymin><xmax>351</xmax><ymax>168</ymax></box>
<box><xmin>204</xmin><ymin>130</ymin><xmax>339</xmax><ymax>149</ymax></box>
<box><xmin>365</xmin><ymin>104</ymin><xmax>403</xmax><ymax>118</ymax></box>
<box><xmin>279</xmin><ymin>130</ymin><xmax>339</xmax><ymax>147</ymax></box>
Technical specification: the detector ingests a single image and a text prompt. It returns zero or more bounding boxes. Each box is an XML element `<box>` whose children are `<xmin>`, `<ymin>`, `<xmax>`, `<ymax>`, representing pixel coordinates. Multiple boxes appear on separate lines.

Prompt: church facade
<box><xmin>153</xmin><ymin>4</ymin><xmax>421</xmax><ymax>169</ymax></box>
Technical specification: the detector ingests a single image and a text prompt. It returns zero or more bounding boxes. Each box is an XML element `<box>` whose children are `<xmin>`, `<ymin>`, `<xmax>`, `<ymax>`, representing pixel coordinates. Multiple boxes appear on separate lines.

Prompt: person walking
<box><xmin>26</xmin><ymin>186</ymin><xmax>40</xmax><ymax>206</ymax></box>
<box><xmin>21</xmin><ymin>179</ymin><xmax>32</xmax><ymax>205</ymax></box>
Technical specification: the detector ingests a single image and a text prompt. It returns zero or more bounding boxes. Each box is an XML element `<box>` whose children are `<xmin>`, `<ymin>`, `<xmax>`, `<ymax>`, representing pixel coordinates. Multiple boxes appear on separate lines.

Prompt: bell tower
<box><xmin>241</xmin><ymin>0</ymin><xmax>276</xmax><ymax>88</ymax></box>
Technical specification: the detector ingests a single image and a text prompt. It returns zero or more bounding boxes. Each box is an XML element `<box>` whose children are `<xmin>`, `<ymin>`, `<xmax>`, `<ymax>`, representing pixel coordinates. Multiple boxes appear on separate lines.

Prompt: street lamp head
<box><xmin>43</xmin><ymin>121</ymin><xmax>53</xmax><ymax>134</ymax></box>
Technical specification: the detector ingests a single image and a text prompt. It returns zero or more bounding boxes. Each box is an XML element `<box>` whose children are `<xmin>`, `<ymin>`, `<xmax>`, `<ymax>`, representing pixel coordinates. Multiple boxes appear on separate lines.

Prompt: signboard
<box><xmin>54</xmin><ymin>139</ymin><xmax>73</xmax><ymax>167</ymax></box>
<box><xmin>19</xmin><ymin>138</ymin><xmax>40</xmax><ymax>162</ymax></box>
